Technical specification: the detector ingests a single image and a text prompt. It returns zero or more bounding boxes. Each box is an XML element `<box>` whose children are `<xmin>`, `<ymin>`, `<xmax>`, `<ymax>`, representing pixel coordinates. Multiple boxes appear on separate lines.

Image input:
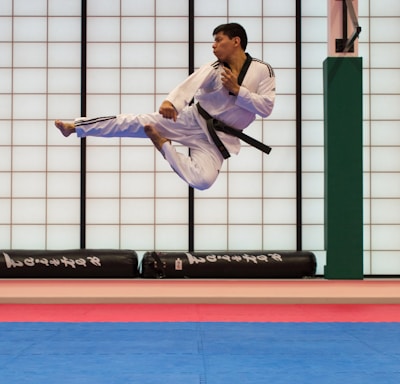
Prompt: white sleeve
<box><xmin>165</xmin><ymin>64</ymin><xmax>214</xmax><ymax>113</ymax></box>
<box><xmin>236</xmin><ymin>71</ymin><xmax>276</xmax><ymax>118</ymax></box>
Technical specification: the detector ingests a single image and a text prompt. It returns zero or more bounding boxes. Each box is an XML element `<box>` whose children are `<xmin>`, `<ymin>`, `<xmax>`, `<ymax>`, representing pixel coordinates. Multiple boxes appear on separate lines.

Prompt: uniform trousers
<box><xmin>75</xmin><ymin>105</ymin><xmax>226</xmax><ymax>190</ymax></box>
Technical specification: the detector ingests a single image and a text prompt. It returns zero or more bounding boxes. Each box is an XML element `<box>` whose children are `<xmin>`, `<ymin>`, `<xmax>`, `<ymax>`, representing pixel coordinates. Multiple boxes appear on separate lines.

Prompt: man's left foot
<box><xmin>144</xmin><ymin>124</ymin><xmax>170</xmax><ymax>152</ymax></box>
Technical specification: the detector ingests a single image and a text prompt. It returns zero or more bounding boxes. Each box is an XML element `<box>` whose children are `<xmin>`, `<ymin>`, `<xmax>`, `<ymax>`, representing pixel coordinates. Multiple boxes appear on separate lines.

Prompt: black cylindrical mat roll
<box><xmin>141</xmin><ymin>251</ymin><xmax>317</xmax><ymax>279</ymax></box>
<box><xmin>0</xmin><ymin>249</ymin><xmax>139</xmax><ymax>278</ymax></box>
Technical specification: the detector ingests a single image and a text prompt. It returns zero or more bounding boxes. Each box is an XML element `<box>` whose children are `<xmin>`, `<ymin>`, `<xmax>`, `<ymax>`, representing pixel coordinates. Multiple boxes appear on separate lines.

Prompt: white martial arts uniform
<box><xmin>75</xmin><ymin>55</ymin><xmax>275</xmax><ymax>190</ymax></box>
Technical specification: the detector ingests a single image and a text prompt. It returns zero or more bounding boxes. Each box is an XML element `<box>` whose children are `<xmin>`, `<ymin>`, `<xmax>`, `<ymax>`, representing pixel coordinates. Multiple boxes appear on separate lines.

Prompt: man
<box><xmin>55</xmin><ymin>23</ymin><xmax>275</xmax><ymax>190</ymax></box>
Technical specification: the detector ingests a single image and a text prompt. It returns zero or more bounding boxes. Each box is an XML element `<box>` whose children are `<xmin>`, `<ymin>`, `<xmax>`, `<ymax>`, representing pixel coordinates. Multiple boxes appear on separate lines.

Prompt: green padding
<box><xmin>323</xmin><ymin>57</ymin><xmax>363</xmax><ymax>279</ymax></box>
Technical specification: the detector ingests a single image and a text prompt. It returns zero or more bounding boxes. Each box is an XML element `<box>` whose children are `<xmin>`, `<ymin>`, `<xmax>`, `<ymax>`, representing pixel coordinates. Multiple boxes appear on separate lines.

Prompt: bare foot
<box><xmin>144</xmin><ymin>124</ymin><xmax>170</xmax><ymax>152</ymax></box>
<box><xmin>55</xmin><ymin>120</ymin><xmax>76</xmax><ymax>137</ymax></box>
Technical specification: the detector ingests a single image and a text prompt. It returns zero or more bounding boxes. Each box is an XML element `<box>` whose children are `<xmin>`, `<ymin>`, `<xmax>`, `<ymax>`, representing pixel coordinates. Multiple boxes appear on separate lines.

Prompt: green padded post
<box><xmin>323</xmin><ymin>57</ymin><xmax>363</xmax><ymax>279</ymax></box>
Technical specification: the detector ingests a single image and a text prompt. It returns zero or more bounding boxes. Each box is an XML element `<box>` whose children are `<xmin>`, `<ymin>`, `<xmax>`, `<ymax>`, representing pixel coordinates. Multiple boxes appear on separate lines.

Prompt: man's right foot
<box><xmin>54</xmin><ymin>120</ymin><xmax>76</xmax><ymax>137</ymax></box>
<box><xmin>144</xmin><ymin>124</ymin><xmax>170</xmax><ymax>152</ymax></box>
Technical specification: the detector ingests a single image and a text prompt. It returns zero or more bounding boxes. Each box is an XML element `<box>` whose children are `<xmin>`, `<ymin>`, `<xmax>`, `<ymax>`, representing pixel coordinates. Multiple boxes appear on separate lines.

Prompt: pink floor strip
<box><xmin>1</xmin><ymin>304</ymin><xmax>400</xmax><ymax>322</ymax></box>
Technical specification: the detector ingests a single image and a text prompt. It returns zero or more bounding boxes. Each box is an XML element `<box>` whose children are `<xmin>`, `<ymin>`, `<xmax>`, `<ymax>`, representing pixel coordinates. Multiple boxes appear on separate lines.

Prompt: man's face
<box><xmin>212</xmin><ymin>32</ymin><xmax>237</xmax><ymax>62</ymax></box>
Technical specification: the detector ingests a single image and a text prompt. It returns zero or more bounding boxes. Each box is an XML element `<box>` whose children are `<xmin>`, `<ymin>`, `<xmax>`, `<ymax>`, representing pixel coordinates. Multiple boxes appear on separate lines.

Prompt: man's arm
<box><xmin>236</xmin><ymin>70</ymin><xmax>276</xmax><ymax>118</ymax></box>
<box><xmin>163</xmin><ymin>63</ymin><xmax>214</xmax><ymax>115</ymax></box>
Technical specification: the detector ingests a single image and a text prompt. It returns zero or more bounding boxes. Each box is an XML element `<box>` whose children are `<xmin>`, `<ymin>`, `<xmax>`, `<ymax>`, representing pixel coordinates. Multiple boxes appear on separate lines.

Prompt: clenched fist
<box><xmin>221</xmin><ymin>67</ymin><xmax>240</xmax><ymax>95</ymax></box>
<box><xmin>159</xmin><ymin>100</ymin><xmax>178</xmax><ymax>121</ymax></box>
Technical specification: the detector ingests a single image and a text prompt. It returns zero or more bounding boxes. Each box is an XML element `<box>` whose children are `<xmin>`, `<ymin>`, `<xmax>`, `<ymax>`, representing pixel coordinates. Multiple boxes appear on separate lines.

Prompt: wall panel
<box><xmin>1</xmin><ymin>0</ymin><xmax>399</xmax><ymax>275</ymax></box>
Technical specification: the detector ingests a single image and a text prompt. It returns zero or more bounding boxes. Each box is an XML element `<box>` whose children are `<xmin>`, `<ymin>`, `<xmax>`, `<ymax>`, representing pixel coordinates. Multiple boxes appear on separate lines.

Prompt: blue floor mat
<box><xmin>0</xmin><ymin>322</ymin><xmax>399</xmax><ymax>384</ymax></box>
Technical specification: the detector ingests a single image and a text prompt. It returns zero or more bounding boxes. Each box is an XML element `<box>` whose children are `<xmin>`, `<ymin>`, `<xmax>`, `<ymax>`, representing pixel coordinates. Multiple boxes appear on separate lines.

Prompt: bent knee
<box><xmin>190</xmin><ymin>170</ymin><xmax>219</xmax><ymax>190</ymax></box>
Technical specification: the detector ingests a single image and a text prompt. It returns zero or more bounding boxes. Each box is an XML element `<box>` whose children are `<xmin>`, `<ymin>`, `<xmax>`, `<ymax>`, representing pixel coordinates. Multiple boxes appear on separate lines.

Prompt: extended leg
<box><xmin>55</xmin><ymin>115</ymin><xmax>150</xmax><ymax>139</ymax></box>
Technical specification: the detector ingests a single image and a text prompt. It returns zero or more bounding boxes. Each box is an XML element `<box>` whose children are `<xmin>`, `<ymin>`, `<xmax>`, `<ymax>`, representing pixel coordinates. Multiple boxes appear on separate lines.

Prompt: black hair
<box><xmin>213</xmin><ymin>23</ymin><xmax>248</xmax><ymax>50</ymax></box>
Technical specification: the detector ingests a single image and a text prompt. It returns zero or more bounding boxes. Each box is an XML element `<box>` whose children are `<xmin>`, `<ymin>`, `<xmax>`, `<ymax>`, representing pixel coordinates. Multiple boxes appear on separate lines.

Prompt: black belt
<box><xmin>196</xmin><ymin>103</ymin><xmax>271</xmax><ymax>159</ymax></box>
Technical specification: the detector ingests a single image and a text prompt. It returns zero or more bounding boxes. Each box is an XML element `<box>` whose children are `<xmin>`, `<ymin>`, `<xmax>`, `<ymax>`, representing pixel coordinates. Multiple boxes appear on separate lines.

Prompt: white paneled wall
<box><xmin>1</xmin><ymin>0</ymin><xmax>399</xmax><ymax>275</ymax></box>
<box><xmin>1</xmin><ymin>0</ymin><xmax>82</xmax><ymax>249</ymax></box>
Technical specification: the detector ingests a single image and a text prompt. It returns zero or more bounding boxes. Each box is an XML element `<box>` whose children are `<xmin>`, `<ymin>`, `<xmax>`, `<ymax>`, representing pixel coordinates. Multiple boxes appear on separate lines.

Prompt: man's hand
<box><xmin>159</xmin><ymin>100</ymin><xmax>178</xmax><ymax>121</ymax></box>
<box><xmin>221</xmin><ymin>67</ymin><xmax>240</xmax><ymax>95</ymax></box>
